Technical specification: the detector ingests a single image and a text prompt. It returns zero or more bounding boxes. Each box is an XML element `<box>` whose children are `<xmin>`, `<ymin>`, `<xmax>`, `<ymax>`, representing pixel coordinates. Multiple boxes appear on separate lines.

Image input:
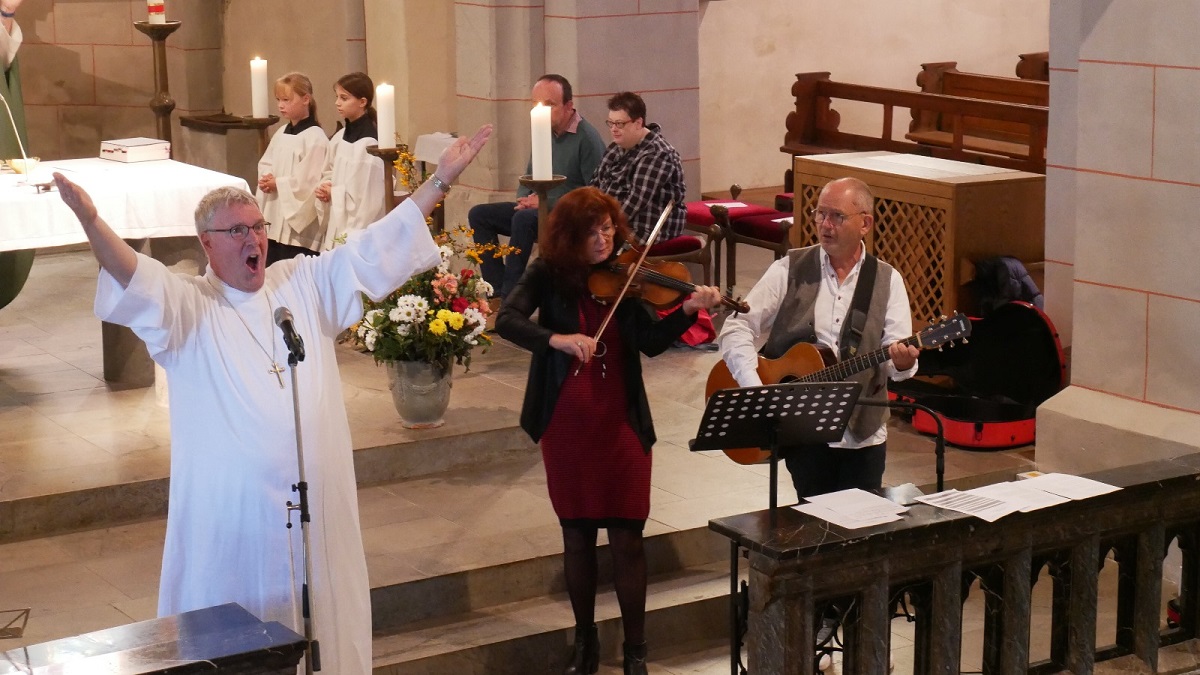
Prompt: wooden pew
<box><xmin>780</xmin><ymin>71</ymin><xmax>1048</xmax><ymax>190</ymax></box>
<box><xmin>1016</xmin><ymin>51</ymin><xmax>1050</xmax><ymax>81</ymax></box>
<box><xmin>907</xmin><ymin>61</ymin><xmax>1049</xmax><ymax>161</ymax></box>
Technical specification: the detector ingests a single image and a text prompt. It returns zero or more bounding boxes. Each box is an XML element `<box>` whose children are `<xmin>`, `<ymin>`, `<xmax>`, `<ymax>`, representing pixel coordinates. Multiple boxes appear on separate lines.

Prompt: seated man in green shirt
<box><xmin>469</xmin><ymin>74</ymin><xmax>605</xmax><ymax>300</ymax></box>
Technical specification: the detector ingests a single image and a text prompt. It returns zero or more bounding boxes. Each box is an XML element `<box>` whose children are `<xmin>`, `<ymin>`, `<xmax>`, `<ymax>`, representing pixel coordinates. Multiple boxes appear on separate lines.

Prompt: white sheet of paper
<box><xmin>708</xmin><ymin>201</ymin><xmax>749</xmax><ymax>208</ymax></box>
<box><xmin>772</xmin><ymin>216</ymin><xmax>794</xmax><ymax>224</ymax></box>
<box><xmin>1019</xmin><ymin>473</ymin><xmax>1121</xmax><ymax>500</ymax></box>
<box><xmin>969</xmin><ymin>481</ymin><xmax>1070</xmax><ymax>512</ymax></box>
<box><xmin>793</xmin><ymin>502</ymin><xmax>903</xmax><ymax>529</ymax></box>
<box><xmin>804</xmin><ymin>488</ymin><xmax>908</xmax><ymax>518</ymax></box>
<box><xmin>915</xmin><ymin>489</ymin><xmax>1021</xmax><ymax>523</ymax></box>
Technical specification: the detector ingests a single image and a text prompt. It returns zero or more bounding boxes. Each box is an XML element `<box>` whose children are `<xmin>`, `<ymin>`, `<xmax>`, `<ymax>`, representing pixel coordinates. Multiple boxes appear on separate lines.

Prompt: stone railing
<box><xmin>710</xmin><ymin>454</ymin><xmax>1200</xmax><ymax>675</ymax></box>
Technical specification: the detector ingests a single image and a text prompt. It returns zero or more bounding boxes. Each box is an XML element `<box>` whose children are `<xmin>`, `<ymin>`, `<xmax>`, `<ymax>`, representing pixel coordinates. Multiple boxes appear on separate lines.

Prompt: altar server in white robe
<box><xmin>314</xmin><ymin>71</ymin><xmax>384</xmax><ymax>251</ymax></box>
<box><xmin>52</xmin><ymin>124</ymin><xmax>493</xmax><ymax>675</ymax></box>
<box><xmin>257</xmin><ymin>72</ymin><xmax>328</xmax><ymax>265</ymax></box>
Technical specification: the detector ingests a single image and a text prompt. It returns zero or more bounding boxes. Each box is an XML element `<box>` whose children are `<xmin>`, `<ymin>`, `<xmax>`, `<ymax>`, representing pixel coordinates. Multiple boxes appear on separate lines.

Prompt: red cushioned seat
<box><xmin>685</xmin><ymin>200</ymin><xmax>777</xmax><ymax>227</ymax></box>
<box><xmin>731</xmin><ymin>212</ymin><xmax>793</xmax><ymax>243</ymax></box>
<box><xmin>647</xmin><ymin>235</ymin><xmax>702</xmax><ymax>256</ymax></box>
<box><xmin>721</xmin><ymin>208</ymin><xmax>796</xmax><ymax>296</ymax></box>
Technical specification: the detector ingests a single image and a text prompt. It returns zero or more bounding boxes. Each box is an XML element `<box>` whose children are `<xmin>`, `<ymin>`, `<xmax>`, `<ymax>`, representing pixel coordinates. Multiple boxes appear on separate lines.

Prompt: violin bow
<box><xmin>591</xmin><ymin>200</ymin><xmax>674</xmax><ymax>342</ymax></box>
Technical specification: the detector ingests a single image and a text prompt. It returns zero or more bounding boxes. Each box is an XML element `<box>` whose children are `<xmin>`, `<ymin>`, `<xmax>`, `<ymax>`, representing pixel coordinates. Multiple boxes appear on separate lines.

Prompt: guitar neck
<box><xmin>798</xmin><ymin>334</ymin><xmax>919</xmax><ymax>383</ymax></box>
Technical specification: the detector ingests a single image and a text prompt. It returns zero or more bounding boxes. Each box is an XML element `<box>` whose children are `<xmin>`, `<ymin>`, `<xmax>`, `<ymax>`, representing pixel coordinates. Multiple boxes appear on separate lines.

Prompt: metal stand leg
<box><xmin>730</xmin><ymin>540</ymin><xmax>740</xmax><ymax>675</ymax></box>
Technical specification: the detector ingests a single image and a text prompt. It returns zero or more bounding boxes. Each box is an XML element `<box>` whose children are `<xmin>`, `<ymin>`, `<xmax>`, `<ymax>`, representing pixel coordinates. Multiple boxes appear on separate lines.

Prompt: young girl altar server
<box><xmin>256</xmin><ymin>72</ymin><xmax>328</xmax><ymax>265</ymax></box>
<box><xmin>314</xmin><ymin>71</ymin><xmax>385</xmax><ymax>250</ymax></box>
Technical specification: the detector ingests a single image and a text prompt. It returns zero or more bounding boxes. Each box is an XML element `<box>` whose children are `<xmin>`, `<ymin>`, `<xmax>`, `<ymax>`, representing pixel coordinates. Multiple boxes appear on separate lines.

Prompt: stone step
<box><xmin>371</xmin><ymin>522</ymin><xmax>728</xmax><ymax>634</ymax></box>
<box><xmin>0</xmin><ymin>426</ymin><xmax>539</xmax><ymax>544</ymax></box>
<box><xmin>371</xmin><ymin>562</ymin><xmax>732</xmax><ymax>675</ymax></box>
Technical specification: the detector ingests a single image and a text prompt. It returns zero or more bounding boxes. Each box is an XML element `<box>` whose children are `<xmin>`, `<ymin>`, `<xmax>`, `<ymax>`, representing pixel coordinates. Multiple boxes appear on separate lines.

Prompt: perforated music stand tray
<box><xmin>691</xmin><ymin>381</ymin><xmax>862</xmax><ymax>523</ymax></box>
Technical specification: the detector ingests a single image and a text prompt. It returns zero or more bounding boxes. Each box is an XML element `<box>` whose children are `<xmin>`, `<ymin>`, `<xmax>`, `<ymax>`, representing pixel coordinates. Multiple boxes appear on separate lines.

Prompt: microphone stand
<box><xmin>284</xmin><ymin>346</ymin><xmax>321</xmax><ymax>673</ymax></box>
<box><xmin>0</xmin><ymin>89</ymin><xmax>32</xmax><ymax>173</ymax></box>
<box><xmin>857</xmin><ymin>398</ymin><xmax>946</xmax><ymax>492</ymax></box>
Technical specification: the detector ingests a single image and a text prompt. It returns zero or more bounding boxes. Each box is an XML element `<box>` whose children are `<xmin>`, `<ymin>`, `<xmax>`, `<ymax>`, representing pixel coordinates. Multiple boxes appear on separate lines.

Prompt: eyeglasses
<box><xmin>206</xmin><ymin>221</ymin><xmax>269</xmax><ymax>240</ymax></box>
<box><xmin>605</xmin><ymin>119</ymin><xmax>632</xmax><ymax>130</ymax></box>
<box><xmin>588</xmin><ymin>222</ymin><xmax>616</xmax><ymax>240</ymax></box>
<box><xmin>809</xmin><ymin>208</ymin><xmax>868</xmax><ymax>227</ymax></box>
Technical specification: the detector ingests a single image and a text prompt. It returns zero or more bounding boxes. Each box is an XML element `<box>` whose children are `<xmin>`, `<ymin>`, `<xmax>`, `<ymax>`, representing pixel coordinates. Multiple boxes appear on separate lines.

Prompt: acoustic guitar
<box><xmin>705</xmin><ymin>314</ymin><xmax>972</xmax><ymax>465</ymax></box>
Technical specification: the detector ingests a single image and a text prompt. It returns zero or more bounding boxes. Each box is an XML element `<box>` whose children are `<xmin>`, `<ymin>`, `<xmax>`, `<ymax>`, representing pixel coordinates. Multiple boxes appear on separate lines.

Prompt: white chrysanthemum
<box><xmin>461</xmin><ymin>307</ymin><xmax>486</xmax><ymax>338</ymax></box>
<box><xmin>466</xmin><ymin>336</ymin><xmax>478</xmax><ymax>346</ymax></box>
<box><xmin>356</xmin><ymin>323</ymin><xmax>369</xmax><ymax>338</ymax></box>
<box><xmin>394</xmin><ymin>295</ymin><xmax>428</xmax><ymax>323</ymax></box>
<box><xmin>396</xmin><ymin>324</ymin><xmax>412</xmax><ymax>337</ymax></box>
<box><xmin>364</xmin><ymin>330</ymin><xmax>378</xmax><ymax>351</ymax></box>
<box><xmin>437</xmin><ymin>245</ymin><xmax>455</xmax><ymax>273</ymax></box>
<box><xmin>411</xmin><ymin>297</ymin><xmax>430</xmax><ymax>317</ymax></box>
<box><xmin>388</xmin><ymin>307</ymin><xmax>404</xmax><ymax>323</ymax></box>
<box><xmin>364</xmin><ymin>309</ymin><xmax>384</xmax><ymax>326</ymax></box>
<box><xmin>476</xmin><ymin>280</ymin><xmax>494</xmax><ymax>298</ymax></box>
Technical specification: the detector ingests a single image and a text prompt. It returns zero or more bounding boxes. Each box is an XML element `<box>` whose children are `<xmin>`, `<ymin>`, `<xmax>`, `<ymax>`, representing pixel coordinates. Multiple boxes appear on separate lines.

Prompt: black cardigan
<box><xmin>495</xmin><ymin>258</ymin><xmax>698</xmax><ymax>452</ymax></box>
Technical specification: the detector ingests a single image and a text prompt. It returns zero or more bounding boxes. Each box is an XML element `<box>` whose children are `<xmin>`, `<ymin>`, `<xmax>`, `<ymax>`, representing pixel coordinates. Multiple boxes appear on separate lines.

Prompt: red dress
<box><xmin>539</xmin><ymin>296</ymin><xmax>651</xmax><ymax>526</ymax></box>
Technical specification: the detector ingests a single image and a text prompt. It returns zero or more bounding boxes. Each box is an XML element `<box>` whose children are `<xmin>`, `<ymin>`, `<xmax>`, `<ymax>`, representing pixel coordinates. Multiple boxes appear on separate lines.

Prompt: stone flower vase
<box><xmin>386</xmin><ymin>359</ymin><xmax>453</xmax><ymax>429</ymax></box>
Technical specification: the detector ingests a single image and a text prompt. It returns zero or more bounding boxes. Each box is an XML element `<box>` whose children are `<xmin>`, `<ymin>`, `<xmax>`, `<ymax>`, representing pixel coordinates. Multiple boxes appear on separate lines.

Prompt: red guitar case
<box><xmin>890</xmin><ymin>301</ymin><xmax>1066</xmax><ymax>450</ymax></box>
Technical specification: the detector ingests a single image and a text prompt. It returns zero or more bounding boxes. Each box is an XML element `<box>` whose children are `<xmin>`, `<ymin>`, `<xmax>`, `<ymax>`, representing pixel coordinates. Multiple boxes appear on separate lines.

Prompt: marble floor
<box><xmin>0</xmin><ymin>243</ymin><xmax>1048</xmax><ymax>673</ymax></box>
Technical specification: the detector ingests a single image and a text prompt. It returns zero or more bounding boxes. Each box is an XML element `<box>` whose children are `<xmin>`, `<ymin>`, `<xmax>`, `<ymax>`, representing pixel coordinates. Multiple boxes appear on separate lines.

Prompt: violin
<box><xmin>588</xmin><ymin>247</ymin><xmax>750</xmax><ymax>314</ymax></box>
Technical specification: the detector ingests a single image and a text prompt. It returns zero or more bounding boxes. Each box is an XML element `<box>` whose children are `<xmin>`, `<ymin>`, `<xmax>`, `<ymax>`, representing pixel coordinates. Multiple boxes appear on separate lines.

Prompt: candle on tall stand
<box><xmin>376</xmin><ymin>83</ymin><xmax>395</xmax><ymax>150</ymax></box>
<box><xmin>530</xmin><ymin>102</ymin><xmax>552</xmax><ymax>180</ymax></box>
<box><xmin>147</xmin><ymin>0</ymin><xmax>166</xmax><ymax>24</ymax></box>
<box><xmin>250</xmin><ymin>57</ymin><xmax>269</xmax><ymax>119</ymax></box>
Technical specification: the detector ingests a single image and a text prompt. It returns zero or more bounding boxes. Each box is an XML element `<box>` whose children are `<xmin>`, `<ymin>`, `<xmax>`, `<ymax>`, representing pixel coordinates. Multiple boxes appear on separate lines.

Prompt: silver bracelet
<box><xmin>429</xmin><ymin>174</ymin><xmax>451</xmax><ymax>194</ymax></box>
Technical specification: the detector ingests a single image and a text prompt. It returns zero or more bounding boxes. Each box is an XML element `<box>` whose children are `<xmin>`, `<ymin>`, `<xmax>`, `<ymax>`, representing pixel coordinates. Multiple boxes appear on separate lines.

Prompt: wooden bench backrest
<box><xmin>780</xmin><ymin>71</ymin><xmax>1047</xmax><ymax>177</ymax></box>
<box><xmin>915</xmin><ymin>63</ymin><xmax>1049</xmax><ymax>145</ymax></box>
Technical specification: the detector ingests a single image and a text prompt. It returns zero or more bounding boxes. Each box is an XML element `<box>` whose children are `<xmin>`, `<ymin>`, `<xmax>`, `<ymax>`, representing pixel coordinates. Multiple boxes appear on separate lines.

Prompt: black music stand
<box><xmin>691</xmin><ymin>381</ymin><xmax>862</xmax><ymax>524</ymax></box>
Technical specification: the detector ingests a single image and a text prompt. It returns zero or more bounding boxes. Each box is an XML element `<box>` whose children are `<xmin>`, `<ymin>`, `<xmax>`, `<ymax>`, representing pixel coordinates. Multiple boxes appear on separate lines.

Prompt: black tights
<box><xmin>562</xmin><ymin>524</ymin><xmax>647</xmax><ymax>645</ymax></box>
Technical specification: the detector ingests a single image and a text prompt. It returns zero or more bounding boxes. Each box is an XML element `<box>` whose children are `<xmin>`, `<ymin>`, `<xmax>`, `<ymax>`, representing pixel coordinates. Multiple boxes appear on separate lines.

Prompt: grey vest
<box><xmin>761</xmin><ymin>246</ymin><xmax>895</xmax><ymax>440</ymax></box>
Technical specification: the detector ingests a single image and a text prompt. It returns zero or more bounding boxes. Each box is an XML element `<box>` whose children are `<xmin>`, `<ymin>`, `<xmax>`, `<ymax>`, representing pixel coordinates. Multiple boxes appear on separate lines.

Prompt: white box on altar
<box><xmin>100</xmin><ymin>137</ymin><xmax>171</xmax><ymax>163</ymax></box>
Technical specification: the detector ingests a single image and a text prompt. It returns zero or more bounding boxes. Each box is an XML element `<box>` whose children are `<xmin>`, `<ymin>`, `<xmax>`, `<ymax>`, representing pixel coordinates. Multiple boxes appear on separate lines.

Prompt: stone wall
<box><xmin>14</xmin><ymin>0</ymin><xmax>220</xmax><ymax>161</ymax></box>
<box><xmin>696</xmin><ymin>0</ymin><xmax>1050</xmax><ymax>193</ymax></box>
<box><xmin>1037</xmin><ymin>1</ymin><xmax>1200</xmax><ymax>474</ymax></box>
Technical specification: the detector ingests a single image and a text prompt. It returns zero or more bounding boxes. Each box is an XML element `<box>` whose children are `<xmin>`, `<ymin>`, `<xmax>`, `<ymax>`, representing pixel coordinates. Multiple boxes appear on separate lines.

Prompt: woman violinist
<box><xmin>496</xmin><ymin>187</ymin><xmax>721</xmax><ymax>675</ymax></box>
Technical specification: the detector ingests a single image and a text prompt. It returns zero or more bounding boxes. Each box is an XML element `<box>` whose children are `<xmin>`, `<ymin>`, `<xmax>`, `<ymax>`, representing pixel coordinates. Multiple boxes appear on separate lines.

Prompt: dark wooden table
<box><xmin>0</xmin><ymin>603</ymin><xmax>306</xmax><ymax>674</ymax></box>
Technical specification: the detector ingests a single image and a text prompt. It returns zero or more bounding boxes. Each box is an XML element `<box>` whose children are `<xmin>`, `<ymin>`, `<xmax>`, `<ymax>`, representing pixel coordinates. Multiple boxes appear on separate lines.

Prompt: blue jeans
<box><xmin>468</xmin><ymin>201</ymin><xmax>539</xmax><ymax>299</ymax></box>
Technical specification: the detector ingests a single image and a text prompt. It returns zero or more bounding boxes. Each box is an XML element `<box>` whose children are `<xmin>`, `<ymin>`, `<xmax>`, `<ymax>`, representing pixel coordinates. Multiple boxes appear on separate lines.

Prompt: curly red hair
<box><xmin>540</xmin><ymin>187</ymin><xmax>633</xmax><ymax>288</ymax></box>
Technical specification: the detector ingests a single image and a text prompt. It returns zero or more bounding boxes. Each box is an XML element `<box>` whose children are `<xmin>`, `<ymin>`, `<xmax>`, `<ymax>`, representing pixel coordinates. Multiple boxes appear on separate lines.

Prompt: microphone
<box><xmin>274</xmin><ymin>306</ymin><xmax>306</xmax><ymax>363</ymax></box>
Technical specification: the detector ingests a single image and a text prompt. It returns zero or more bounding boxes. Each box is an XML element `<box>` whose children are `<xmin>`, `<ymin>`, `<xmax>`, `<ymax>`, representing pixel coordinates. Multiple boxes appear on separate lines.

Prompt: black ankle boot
<box><xmin>563</xmin><ymin>623</ymin><xmax>599</xmax><ymax>675</ymax></box>
<box><xmin>622</xmin><ymin>641</ymin><xmax>648</xmax><ymax>675</ymax></box>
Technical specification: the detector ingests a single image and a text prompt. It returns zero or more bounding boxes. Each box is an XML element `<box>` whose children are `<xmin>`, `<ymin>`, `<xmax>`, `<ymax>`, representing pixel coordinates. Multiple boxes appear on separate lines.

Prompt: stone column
<box><xmin>1037</xmin><ymin>1</ymin><xmax>1200</xmax><ymax>473</ymax></box>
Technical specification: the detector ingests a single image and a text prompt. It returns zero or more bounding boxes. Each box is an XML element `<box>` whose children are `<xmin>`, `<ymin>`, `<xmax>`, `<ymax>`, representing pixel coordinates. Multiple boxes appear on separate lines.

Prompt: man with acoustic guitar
<box><xmin>716</xmin><ymin>176</ymin><xmax>920</xmax><ymax>499</ymax></box>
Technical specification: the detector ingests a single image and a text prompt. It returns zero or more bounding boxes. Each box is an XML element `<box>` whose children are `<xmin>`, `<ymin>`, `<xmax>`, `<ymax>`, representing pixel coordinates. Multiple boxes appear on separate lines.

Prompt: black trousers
<box><xmin>782</xmin><ymin>441</ymin><xmax>887</xmax><ymax>500</ymax></box>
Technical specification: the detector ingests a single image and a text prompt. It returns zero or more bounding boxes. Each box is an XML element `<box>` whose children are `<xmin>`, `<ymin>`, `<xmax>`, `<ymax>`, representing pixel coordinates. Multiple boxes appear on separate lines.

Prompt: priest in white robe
<box><xmin>53</xmin><ymin>125</ymin><xmax>493</xmax><ymax>675</ymax></box>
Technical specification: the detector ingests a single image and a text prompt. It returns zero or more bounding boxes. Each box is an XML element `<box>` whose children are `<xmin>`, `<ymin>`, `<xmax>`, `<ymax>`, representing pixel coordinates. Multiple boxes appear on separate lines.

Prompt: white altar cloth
<box><xmin>1</xmin><ymin>158</ymin><xmax>250</xmax><ymax>252</ymax></box>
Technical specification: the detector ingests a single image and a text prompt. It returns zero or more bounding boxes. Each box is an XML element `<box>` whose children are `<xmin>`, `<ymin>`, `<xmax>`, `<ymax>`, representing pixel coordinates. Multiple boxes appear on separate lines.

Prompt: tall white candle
<box><xmin>147</xmin><ymin>0</ymin><xmax>166</xmax><ymax>24</ymax></box>
<box><xmin>376</xmin><ymin>83</ymin><xmax>395</xmax><ymax>150</ymax></box>
<box><xmin>250</xmin><ymin>57</ymin><xmax>269</xmax><ymax>119</ymax></box>
<box><xmin>530</xmin><ymin>102</ymin><xmax>552</xmax><ymax>180</ymax></box>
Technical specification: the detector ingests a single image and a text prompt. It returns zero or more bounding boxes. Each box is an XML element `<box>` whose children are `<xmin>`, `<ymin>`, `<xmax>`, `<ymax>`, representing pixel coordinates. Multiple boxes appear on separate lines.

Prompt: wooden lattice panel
<box><xmin>791</xmin><ymin>152</ymin><xmax>1044</xmax><ymax>326</ymax></box>
<box><xmin>872</xmin><ymin>198</ymin><xmax>947</xmax><ymax>323</ymax></box>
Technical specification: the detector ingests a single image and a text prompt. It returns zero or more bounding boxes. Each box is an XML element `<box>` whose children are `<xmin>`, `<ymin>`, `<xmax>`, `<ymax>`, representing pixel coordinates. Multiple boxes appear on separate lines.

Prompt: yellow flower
<box><xmin>465</xmin><ymin>249</ymin><xmax>481</xmax><ymax>264</ymax></box>
<box><xmin>436</xmin><ymin>309</ymin><xmax>453</xmax><ymax>321</ymax></box>
<box><xmin>448</xmin><ymin>313</ymin><xmax>465</xmax><ymax>330</ymax></box>
<box><xmin>428</xmin><ymin>319</ymin><xmax>447</xmax><ymax>335</ymax></box>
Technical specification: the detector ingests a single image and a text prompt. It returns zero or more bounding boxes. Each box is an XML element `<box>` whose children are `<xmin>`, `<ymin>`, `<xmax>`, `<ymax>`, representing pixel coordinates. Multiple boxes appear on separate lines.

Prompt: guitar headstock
<box><xmin>914</xmin><ymin>313</ymin><xmax>971</xmax><ymax>350</ymax></box>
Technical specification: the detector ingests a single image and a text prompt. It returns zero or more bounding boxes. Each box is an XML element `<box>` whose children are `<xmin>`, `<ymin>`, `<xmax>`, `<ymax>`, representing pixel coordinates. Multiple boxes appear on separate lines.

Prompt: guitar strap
<box><xmin>838</xmin><ymin>253</ymin><xmax>878</xmax><ymax>360</ymax></box>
